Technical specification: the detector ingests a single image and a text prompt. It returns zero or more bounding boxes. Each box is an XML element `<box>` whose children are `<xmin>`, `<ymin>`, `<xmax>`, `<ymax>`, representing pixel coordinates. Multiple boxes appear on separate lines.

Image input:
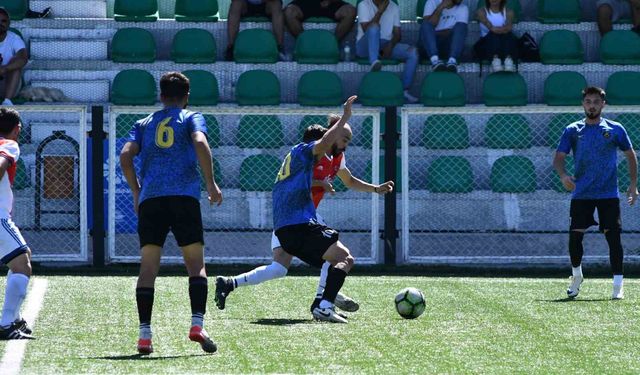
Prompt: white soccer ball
<box><xmin>394</xmin><ymin>287</ymin><xmax>426</xmax><ymax>319</ymax></box>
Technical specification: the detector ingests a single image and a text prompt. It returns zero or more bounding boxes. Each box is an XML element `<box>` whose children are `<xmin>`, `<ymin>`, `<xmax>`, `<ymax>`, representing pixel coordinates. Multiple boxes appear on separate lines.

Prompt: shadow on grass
<box><xmin>88</xmin><ymin>353</ymin><xmax>212</xmax><ymax>361</ymax></box>
<box><xmin>251</xmin><ymin>318</ymin><xmax>312</xmax><ymax>326</ymax></box>
<box><xmin>536</xmin><ymin>298</ymin><xmax>612</xmax><ymax>303</ymax></box>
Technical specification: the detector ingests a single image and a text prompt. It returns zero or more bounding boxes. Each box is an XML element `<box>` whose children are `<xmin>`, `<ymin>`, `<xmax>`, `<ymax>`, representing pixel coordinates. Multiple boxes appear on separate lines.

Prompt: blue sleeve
<box><xmin>127</xmin><ymin>121</ymin><xmax>142</xmax><ymax>145</ymax></box>
<box><xmin>556</xmin><ymin>127</ymin><xmax>573</xmax><ymax>154</ymax></box>
<box><xmin>616</xmin><ymin>126</ymin><xmax>632</xmax><ymax>151</ymax></box>
<box><xmin>189</xmin><ymin>112</ymin><xmax>207</xmax><ymax>135</ymax></box>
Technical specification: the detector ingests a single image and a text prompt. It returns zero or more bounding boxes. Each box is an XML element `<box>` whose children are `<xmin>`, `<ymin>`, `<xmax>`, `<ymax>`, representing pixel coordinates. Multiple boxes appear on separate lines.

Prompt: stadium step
<box><xmin>31</xmin><ymin>39</ymin><xmax>108</xmax><ymax>60</ymax></box>
<box><xmin>28</xmin><ymin>79</ymin><xmax>109</xmax><ymax>102</ymax></box>
<box><xmin>31</xmin><ymin>0</ymin><xmax>107</xmax><ymax>18</ymax></box>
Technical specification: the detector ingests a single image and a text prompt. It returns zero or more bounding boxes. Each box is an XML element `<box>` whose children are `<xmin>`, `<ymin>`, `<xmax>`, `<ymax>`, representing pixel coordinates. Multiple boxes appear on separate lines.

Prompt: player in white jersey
<box><xmin>0</xmin><ymin>107</ymin><xmax>34</xmax><ymax>340</ymax></box>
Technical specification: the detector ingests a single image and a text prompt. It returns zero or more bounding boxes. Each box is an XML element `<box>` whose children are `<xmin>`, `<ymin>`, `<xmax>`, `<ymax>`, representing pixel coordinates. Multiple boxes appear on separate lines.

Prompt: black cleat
<box><xmin>0</xmin><ymin>323</ymin><xmax>35</xmax><ymax>340</ymax></box>
<box><xmin>13</xmin><ymin>318</ymin><xmax>32</xmax><ymax>335</ymax></box>
<box><xmin>214</xmin><ymin>276</ymin><xmax>234</xmax><ymax>310</ymax></box>
<box><xmin>189</xmin><ymin>326</ymin><xmax>217</xmax><ymax>354</ymax></box>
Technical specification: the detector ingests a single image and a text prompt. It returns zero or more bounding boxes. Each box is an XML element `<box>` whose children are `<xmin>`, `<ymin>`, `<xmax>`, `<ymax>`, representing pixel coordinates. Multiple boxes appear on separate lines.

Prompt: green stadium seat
<box><xmin>237</xmin><ymin>115</ymin><xmax>284</xmax><ymax>149</ymax></box>
<box><xmin>483</xmin><ymin>72</ymin><xmax>527</xmax><ymax>106</ymax></box>
<box><xmin>474</xmin><ymin>0</ymin><xmax>522</xmax><ymax>23</ymax></box>
<box><xmin>298</xmin><ymin>70</ymin><xmax>343</xmax><ymax>106</ymax></box>
<box><xmin>14</xmin><ymin>159</ymin><xmax>30</xmax><ymax>190</ymax></box>
<box><xmin>199</xmin><ymin>158</ymin><xmax>223</xmax><ymax>191</ymax></box>
<box><xmin>203</xmin><ymin>114</ymin><xmax>220</xmax><ymax>148</ymax></box>
<box><xmin>358</xmin><ymin>72</ymin><xmax>404</xmax><ymax>107</ymax></box>
<box><xmin>298</xmin><ymin>115</ymin><xmax>328</xmax><ymax>140</ymax></box>
<box><xmin>171</xmin><ymin>28</ymin><xmax>216</xmax><ymax>63</ymax></box>
<box><xmin>537</xmin><ymin>0</ymin><xmax>581</xmax><ymax>24</ymax></box>
<box><xmin>361</xmin><ymin>115</ymin><xmax>400</xmax><ymax>149</ymax></box>
<box><xmin>618</xmin><ymin>159</ymin><xmax>640</xmax><ymax>192</ymax></box>
<box><xmin>236</xmin><ymin>70</ymin><xmax>280</xmax><ymax>105</ymax></box>
<box><xmin>539</xmin><ymin>30</ymin><xmax>584</xmax><ymax>64</ymax></box>
<box><xmin>543</xmin><ymin>71</ymin><xmax>587</xmax><ymax>106</ymax></box>
<box><xmin>234</xmin><ymin>29</ymin><xmax>278</xmax><ymax>63</ymax></box>
<box><xmin>175</xmin><ymin>0</ymin><xmax>219</xmax><ymax>22</ymax></box>
<box><xmin>111</xmin><ymin>70</ymin><xmax>156</xmax><ymax>105</ymax></box>
<box><xmin>114</xmin><ymin>0</ymin><xmax>158</xmax><ymax>22</ymax></box>
<box><xmin>420</xmin><ymin>72</ymin><xmax>465</xmax><ymax>107</ymax></box>
<box><xmin>484</xmin><ymin>114</ymin><xmax>531</xmax><ymax>149</ymax></box>
<box><xmin>294</xmin><ymin>30</ymin><xmax>339</xmax><ymax>64</ymax></box>
<box><xmin>111</xmin><ymin>28</ymin><xmax>156</xmax><ymax>63</ymax></box>
<box><xmin>240</xmin><ymin>155</ymin><xmax>281</xmax><ymax>191</ymax></box>
<box><xmin>606</xmin><ymin>72</ymin><xmax>640</xmax><ymax>105</ymax></box>
<box><xmin>366</xmin><ymin>156</ymin><xmax>402</xmax><ymax>192</ymax></box>
<box><xmin>546</xmin><ymin>113</ymin><xmax>583</xmax><ymax>147</ymax></box>
<box><xmin>600</xmin><ymin>31</ymin><xmax>640</xmax><ymax>65</ymax></box>
<box><xmin>183</xmin><ymin>70</ymin><xmax>219</xmax><ymax>106</ymax></box>
<box><xmin>0</xmin><ymin>0</ymin><xmax>27</xmax><ymax>20</ymax></box>
<box><xmin>426</xmin><ymin>156</ymin><xmax>473</xmax><ymax>193</ymax></box>
<box><xmin>615</xmin><ymin>114</ymin><xmax>640</xmax><ymax>150</ymax></box>
<box><xmin>551</xmin><ymin>155</ymin><xmax>574</xmax><ymax>193</ymax></box>
<box><xmin>423</xmin><ymin>114</ymin><xmax>469</xmax><ymax>149</ymax></box>
<box><xmin>490</xmin><ymin>156</ymin><xmax>536</xmax><ymax>193</ymax></box>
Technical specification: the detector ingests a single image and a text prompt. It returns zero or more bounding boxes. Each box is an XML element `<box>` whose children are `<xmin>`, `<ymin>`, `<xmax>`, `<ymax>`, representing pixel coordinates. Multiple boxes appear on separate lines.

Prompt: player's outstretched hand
<box><xmin>208</xmin><ymin>182</ymin><xmax>223</xmax><ymax>206</ymax></box>
<box><xmin>375</xmin><ymin>180</ymin><xmax>394</xmax><ymax>194</ymax></box>
<box><xmin>627</xmin><ymin>185</ymin><xmax>638</xmax><ymax>206</ymax></box>
<box><xmin>342</xmin><ymin>95</ymin><xmax>357</xmax><ymax>122</ymax></box>
<box><xmin>560</xmin><ymin>175</ymin><xmax>576</xmax><ymax>192</ymax></box>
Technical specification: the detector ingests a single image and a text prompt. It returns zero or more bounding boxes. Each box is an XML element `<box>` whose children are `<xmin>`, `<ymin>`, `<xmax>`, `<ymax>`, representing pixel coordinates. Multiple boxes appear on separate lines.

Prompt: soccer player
<box><xmin>553</xmin><ymin>86</ymin><xmax>638</xmax><ymax>300</ymax></box>
<box><xmin>0</xmin><ymin>108</ymin><xmax>34</xmax><ymax>340</ymax></box>
<box><xmin>120</xmin><ymin>72</ymin><xmax>223</xmax><ymax>354</ymax></box>
<box><xmin>214</xmin><ymin>118</ymin><xmax>394</xmax><ymax>315</ymax></box>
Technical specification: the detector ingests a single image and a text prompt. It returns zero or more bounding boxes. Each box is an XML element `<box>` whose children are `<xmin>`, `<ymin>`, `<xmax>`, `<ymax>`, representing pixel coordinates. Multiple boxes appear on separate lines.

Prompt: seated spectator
<box><xmin>356</xmin><ymin>0</ymin><xmax>419</xmax><ymax>103</ymax></box>
<box><xmin>597</xmin><ymin>0</ymin><xmax>640</xmax><ymax>35</ymax></box>
<box><xmin>420</xmin><ymin>0</ymin><xmax>469</xmax><ymax>73</ymax></box>
<box><xmin>0</xmin><ymin>8</ymin><xmax>27</xmax><ymax>106</ymax></box>
<box><xmin>225</xmin><ymin>0</ymin><xmax>286</xmax><ymax>61</ymax></box>
<box><xmin>284</xmin><ymin>0</ymin><xmax>356</xmax><ymax>44</ymax></box>
<box><xmin>474</xmin><ymin>0</ymin><xmax>518</xmax><ymax>72</ymax></box>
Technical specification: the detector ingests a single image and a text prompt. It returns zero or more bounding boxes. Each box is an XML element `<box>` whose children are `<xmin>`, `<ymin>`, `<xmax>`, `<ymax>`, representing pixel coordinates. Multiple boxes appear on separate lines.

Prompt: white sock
<box><xmin>613</xmin><ymin>275</ymin><xmax>623</xmax><ymax>286</ymax></box>
<box><xmin>447</xmin><ymin>57</ymin><xmax>457</xmax><ymax>65</ymax></box>
<box><xmin>139</xmin><ymin>324</ymin><xmax>152</xmax><ymax>340</ymax></box>
<box><xmin>315</xmin><ymin>262</ymin><xmax>331</xmax><ymax>299</ymax></box>
<box><xmin>572</xmin><ymin>265</ymin><xmax>582</xmax><ymax>278</ymax></box>
<box><xmin>1</xmin><ymin>272</ymin><xmax>30</xmax><ymax>328</ymax></box>
<box><xmin>319</xmin><ymin>299</ymin><xmax>333</xmax><ymax>309</ymax></box>
<box><xmin>234</xmin><ymin>261</ymin><xmax>288</xmax><ymax>288</ymax></box>
<box><xmin>430</xmin><ymin>55</ymin><xmax>439</xmax><ymax>65</ymax></box>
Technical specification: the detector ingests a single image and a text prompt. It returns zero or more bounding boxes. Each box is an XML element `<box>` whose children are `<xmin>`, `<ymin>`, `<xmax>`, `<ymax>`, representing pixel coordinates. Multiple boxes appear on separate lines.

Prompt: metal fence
<box><xmin>108</xmin><ymin>105</ymin><xmax>383</xmax><ymax>264</ymax></box>
<box><xmin>401</xmin><ymin>105</ymin><xmax>640</xmax><ymax>265</ymax></box>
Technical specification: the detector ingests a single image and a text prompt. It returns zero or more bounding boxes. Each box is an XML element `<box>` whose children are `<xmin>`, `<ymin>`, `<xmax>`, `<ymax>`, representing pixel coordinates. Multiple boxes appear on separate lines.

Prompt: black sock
<box><xmin>322</xmin><ymin>267</ymin><xmax>347</xmax><ymax>304</ymax></box>
<box><xmin>605</xmin><ymin>230</ymin><xmax>624</xmax><ymax>275</ymax></box>
<box><xmin>568</xmin><ymin>231</ymin><xmax>584</xmax><ymax>268</ymax></box>
<box><xmin>136</xmin><ymin>287</ymin><xmax>155</xmax><ymax>326</ymax></box>
<box><xmin>189</xmin><ymin>277</ymin><xmax>208</xmax><ymax>326</ymax></box>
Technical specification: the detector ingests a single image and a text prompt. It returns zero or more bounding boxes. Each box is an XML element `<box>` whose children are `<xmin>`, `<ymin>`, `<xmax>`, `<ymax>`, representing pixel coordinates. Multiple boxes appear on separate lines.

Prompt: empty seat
<box><xmin>358</xmin><ymin>72</ymin><xmax>403</xmax><ymax>106</ymax></box>
<box><xmin>546</xmin><ymin>113</ymin><xmax>583</xmax><ymax>147</ymax></box>
<box><xmin>199</xmin><ymin>159</ymin><xmax>223</xmax><ymax>191</ymax></box>
<box><xmin>475</xmin><ymin>0</ymin><xmax>522</xmax><ymax>23</ymax></box>
<box><xmin>0</xmin><ymin>0</ymin><xmax>28</xmax><ymax>20</ymax></box>
<box><xmin>490</xmin><ymin>156</ymin><xmax>536</xmax><ymax>193</ymax></box>
<box><xmin>539</xmin><ymin>30</ymin><xmax>584</xmax><ymax>64</ymax></box>
<box><xmin>294</xmin><ymin>30</ymin><xmax>339</xmax><ymax>64</ymax></box>
<box><xmin>114</xmin><ymin>0</ymin><xmax>158</xmax><ymax>22</ymax></box>
<box><xmin>600</xmin><ymin>31</ymin><xmax>640</xmax><ymax>64</ymax></box>
<box><xmin>537</xmin><ymin>0</ymin><xmax>581</xmax><ymax>24</ymax></box>
<box><xmin>483</xmin><ymin>72</ymin><xmax>527</xmax><ymax>106</ymax></box>
<box><xmin>237</xmin><ymin>115</ymin><xmax>284</xmax><ymax>149</ymax></box>
<box><xmin>423</xmin><ymin>114</ymin><xmax>469</xmax><ymax>149</ymax></box>
<box><xmin>234</xmin><ymin>29</ymin><xmax>278</xmax><ymax>63</ymax></box>
<box><xmin>298</xmin><ymin>70</ymin><xmax>343</xmax><ymax>106</ymax></box>
<box><xmin>551</xmin><ymin>155</ymin><xmax>574</xmax><ymax>193</ymax></box>
<box><xmin>361</xmin><ymin>115</ymin><xmax>400</xmax><ymax>149</ymax></box>
<box><xmin>171</xmin><ymin>29</ymin><xmax>216</xmax><ymax>63</ymax></box>
<box><xmin>111</xmin><ymin>70</ymin><xmax>156</xmax><ymax>105</ymax></box>
<box><xmin>183</xmin><ymin>70</ymin><xmax>219</xmax><ymax>106</ymax></box>
<box><xmin>203</xmin><ymin>114</ymin><xmax>220</xmax><ymax>148</ymax></box>
<box><xmin>615</xmin><ymin>114</ymin><xmax>640</xmax><ymax>149</ymax></box>
<box><xmin>427</xmin><ymin>156</ymin><xmax>473</xmax><ymax>193</ymax></box>
<box><xmin>236</xmin><ymin>70</ymin><xmax>281</xmax><ymax>105</ymax></box>
<box><xmin>420</xmin><ymin>72</ymin><xmax>465</xmax><ymax>107</ymax></box>
<box><xmin>298</xmin><ymin>115</ymin><xmax>328</xmax><ymax>139</ymax></box>
<box><xmin>14</xmin><ymin>159</ymin><xmax>30</xmax><ymax>190</ymax></box>
<box><xmin>175</xmin><ymin>0</ymin><xmax>219</xmax><ymax>22</ymax></box>
<box><xmin>111</xmin><ymin>28</ymin><xmax>156</xmax><ymax>63</ymax></box>
<box><xmin>485</xmin><ymin>114</ymin><xmax>531</xmax><ymax>149</ymax></box>
<box><xmin>544</xmin><ymin>71</ymin><xmax>587</xmax><ymax>106</ymax></box>
<box><xmin>240</xmin><ymin>155</ymin><xmax>281</xmax><ymax>191</ymax></box>
<box><xmin>618</xmin><ymin>159</ymin><xmax>640</xmax><ymax>192</ymax></box>
<box><xmin>606</xmin><ymin>71</ymin><xmax>640</xmax><ymax>105</ymax></box>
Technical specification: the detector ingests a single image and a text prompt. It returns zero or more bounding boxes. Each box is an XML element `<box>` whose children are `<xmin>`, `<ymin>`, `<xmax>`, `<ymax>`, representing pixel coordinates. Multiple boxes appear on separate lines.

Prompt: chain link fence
<box><xmin>401</xmin><ymin>105</ymin><xmax>640</xmax><ymax>265</ymax></box>
<box><xmin>108</xmin><ymin>105</ymin><xmax>382</xmax><ymax>264</ymax></box>
<box><xmin>9</xmin><ymin>105</ymin><xmax>88</xmax><ymax>262</ymax></box>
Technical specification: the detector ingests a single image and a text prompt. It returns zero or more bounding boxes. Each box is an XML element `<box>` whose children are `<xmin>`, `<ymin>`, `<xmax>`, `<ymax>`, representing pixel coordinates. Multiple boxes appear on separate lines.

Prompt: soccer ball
<box><xmin>394</xmin><ymin>287</ymin><xmax>426</xmax><ymax>319</ymax></box>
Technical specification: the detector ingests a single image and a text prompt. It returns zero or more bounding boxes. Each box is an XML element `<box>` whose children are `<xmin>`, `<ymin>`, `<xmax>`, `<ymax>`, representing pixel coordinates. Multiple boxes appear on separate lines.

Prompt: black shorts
<box><xmin>275</xmin><ymin>219</ymin><xmax>339</xmax><ymax>268</ymax></box>
<box><xmin>288</xmin><ymin>0</ymin><xmax>348</xmax><ymax>20</ymax></box>
<box><xmin>138</xmin><ymin>196</ymin><xmax>204</xmax><ymax>248</ymax></box>
<box><xmin>570</xmin><ymin>198</ymin><xmax>621</xmax><ymax>231</ymax></box>
<box><xmin>245</xmin><ymin>1</ymin><xmax>267</xmax><ymax>17</ymax></box>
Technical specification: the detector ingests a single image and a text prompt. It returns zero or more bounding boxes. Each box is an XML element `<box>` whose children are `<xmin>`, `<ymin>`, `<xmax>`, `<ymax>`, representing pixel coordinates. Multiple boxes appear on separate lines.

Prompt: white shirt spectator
<box><xmin>479</xmin><ymin>7</ymin><xmax>507</xmax><ymax>37</ymax></box>
<box><xmin>0</xmin><ymin>138</ymin><xmax>20</xmax><ymax>217</ymax></box>
<box><xmin>423</xmin><ymin>0</ymin><xmax>469</xmax><ymax>32</ymax></box>
<box><xmin>0</xmin><ymin>31</ymin><xmax>26</xmax><ymax>66</ymax></box>
<box><xmin>357</xmin><ymin>0</ymin><xmax>401</xmax><ymax>42</ymax></box>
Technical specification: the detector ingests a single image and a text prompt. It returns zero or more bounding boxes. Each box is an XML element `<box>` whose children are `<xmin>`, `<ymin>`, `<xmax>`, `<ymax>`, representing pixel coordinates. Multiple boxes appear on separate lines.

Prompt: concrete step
<box><xmin>29</xmin><ymin>80</ymin><xmax>110</xmax><ymax>102</ymax></box>
<box><xmin>32</xmin><ymin>0</ymin><xmax>107</xmax><ymax>18</ymax></box>
<box><xmin>31</xmin><ymin>39</ymin><xmax>108</xmax><ymax>60</ymax></box>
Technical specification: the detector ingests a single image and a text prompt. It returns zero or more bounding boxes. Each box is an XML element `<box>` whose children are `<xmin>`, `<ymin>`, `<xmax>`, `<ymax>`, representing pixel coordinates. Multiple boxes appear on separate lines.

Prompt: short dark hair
<box><xmin>484</xmin><ymin>0</ymin><xmax>506</xmax><ymax>10</ymax></box>
<box><xmin>582</xmin><ymin>86</ymin><xmax>606</xmax><ymax>100</ymax></box>
<box><xmin>0</xmin><ymin>8</ymin><xmax>10</xmax><ymax>19</ymax></box>
<box><xmin>303</xmin><ymin>124</ymin><xmax>327</xmax><ymax>143</ymax></box>
<box><xmin>0</xmin><ymin>107</ymin><xmax>21</xmax><ymax>135</ymax></box>
<box><xmin>160</xmin><ymin>71</ymin><xmax>190</xmax><ymax>99</ymax></box>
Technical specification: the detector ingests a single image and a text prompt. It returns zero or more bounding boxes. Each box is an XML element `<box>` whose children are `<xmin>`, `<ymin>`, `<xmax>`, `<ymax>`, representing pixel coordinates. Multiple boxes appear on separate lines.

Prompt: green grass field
<box><xmin>1</xmin><ymin>275</ymin><xmax>639</xmax><ymax>374</ymax></box>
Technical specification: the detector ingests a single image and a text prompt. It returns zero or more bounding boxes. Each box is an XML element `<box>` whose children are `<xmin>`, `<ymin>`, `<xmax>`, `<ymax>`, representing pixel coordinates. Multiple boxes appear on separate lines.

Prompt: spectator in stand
<box><xmin>474</xmin><ymin>0</ymin><xmax>518</xmax><ymax>72</ymax></box>
<box><xmin>356</xmin><ymin>0</ymin><xmax>419</xmax><ymax>103</ymax></box>
<box><xmin>0</xmin><ymin>8</ymin><xmax>27</xmax><ymax>106</ymax></box>
<box><xmin>420</xmin><ymin>0</ymin><xmax>469</xmax><ymax>73</ymax></box>
<box><xmin>225</xmin><ymin>0</ymin><xmax>287</xmax><ymax>61</ymax></box>
<box><xmin>597</xmin><ymin>0</ymin><xmax>640</xmax><ymax>35</ymax></box>
<box><xmin>284</xmin><ymin>0</ymin><xmax>356</xmax><ymax>44</ymax></box>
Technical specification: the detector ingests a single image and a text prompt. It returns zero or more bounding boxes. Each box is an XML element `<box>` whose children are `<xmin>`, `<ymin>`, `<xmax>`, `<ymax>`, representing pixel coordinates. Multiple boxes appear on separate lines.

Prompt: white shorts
<box><xmin>271</xmin><ymin>214</ymin><xmax>327</xmax><ymax>250</ymax></box>
<box><xmin>0</xmin><ymin>218</ymin><xmax>28</xmax><ymax>264</ymax></box>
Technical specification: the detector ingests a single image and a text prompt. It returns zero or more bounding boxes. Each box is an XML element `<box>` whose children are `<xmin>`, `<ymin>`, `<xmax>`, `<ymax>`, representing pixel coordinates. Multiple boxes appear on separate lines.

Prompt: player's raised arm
<box><xmin>313</xmin><ymin>95</ymin><xmax>357</xmax><ymax>156</ymax></box>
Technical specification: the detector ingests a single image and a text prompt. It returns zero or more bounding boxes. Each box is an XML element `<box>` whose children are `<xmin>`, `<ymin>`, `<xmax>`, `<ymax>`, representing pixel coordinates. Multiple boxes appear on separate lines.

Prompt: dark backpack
<box><xmin>518</xmin><ymin>32</ymin><xmax>540</xmax><ymax>62</ymax></box>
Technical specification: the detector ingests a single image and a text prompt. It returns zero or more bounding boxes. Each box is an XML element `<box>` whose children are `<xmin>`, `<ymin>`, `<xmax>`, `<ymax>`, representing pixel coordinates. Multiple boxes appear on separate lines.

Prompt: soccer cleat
<box><xmin>312</xmin><ymin>306</ymin><xmax>348</xmax><ymax>323</ymax></box>
<box><xmin>214</xmin><ymin>276</ymin><xmax>234</xmax><ymax>310</ymax></box>
<box><xmin>335</xmin><ymin>292</ymin><xmax>360</xmax><ymax>312</ymax></box>
<box><xmin>566</xmin><ymin>275</ymin><xmax>583</xmax><ymax>298</ymax></box>
<box><xmin>0</xmin><ymin>323</ymin><xmax>35</xmax><ymax>340</ymax></box>
<box><xmin>137</xmin><ymin>338</ymin><xmax>153</xmax><ymax>354</ymax></box>
<box><xmin>612</xmin><ymin>284</ymin><xmax>624</xmax><ymax>300</ymax></box>
<box><xmin>189</xmin><ymin>326</ymin><xmax>217</xmax><ymax>353</ymax></box>
<box><xmin>13</xmin><ymin>318</ymin><xmax>32</xmax><ymax>335</ymax></box>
